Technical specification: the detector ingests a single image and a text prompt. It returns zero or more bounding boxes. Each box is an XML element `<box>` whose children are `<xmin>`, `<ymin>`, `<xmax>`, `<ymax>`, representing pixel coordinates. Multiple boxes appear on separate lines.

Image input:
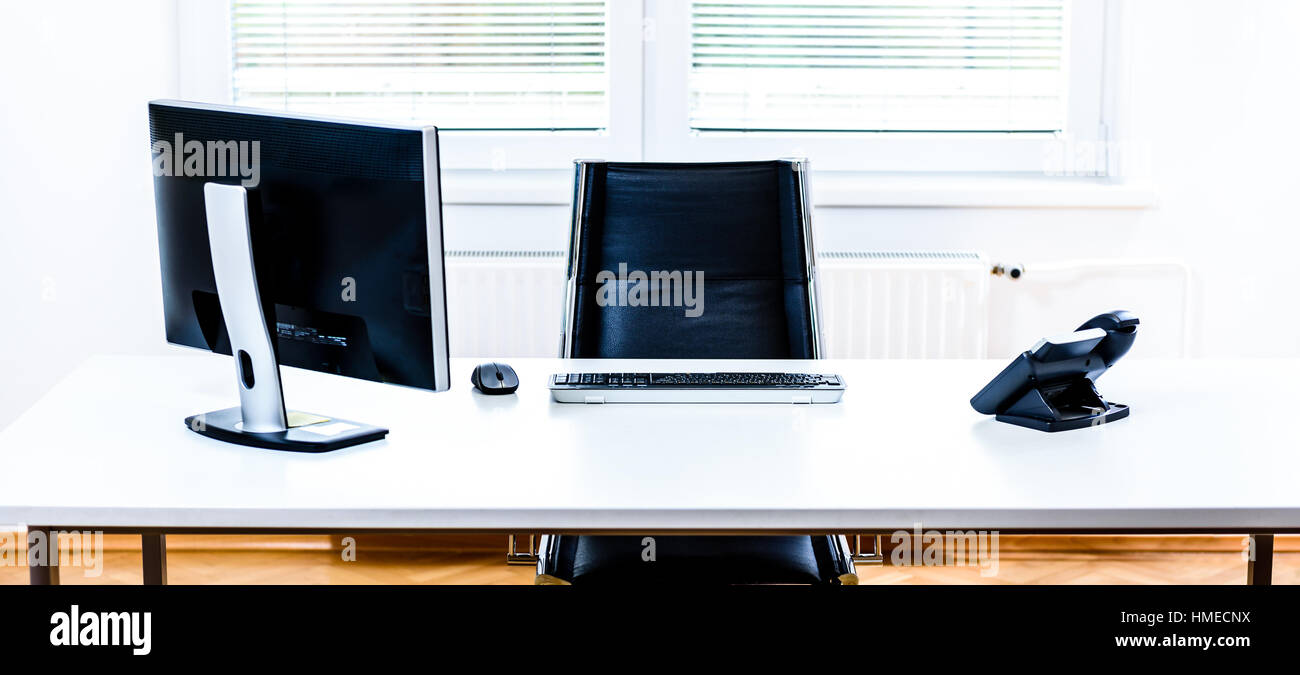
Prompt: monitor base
<box><xmin>184</xmin><ymin>407</ymin><xmax>387</xmax><ymax>452</ymax></box>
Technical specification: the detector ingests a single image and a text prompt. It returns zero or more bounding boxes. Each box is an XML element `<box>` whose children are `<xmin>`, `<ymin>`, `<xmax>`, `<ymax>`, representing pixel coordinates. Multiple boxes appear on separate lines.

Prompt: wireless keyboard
<box><xmin>548</xmin><ymin>372</ymin><xmax>845</xmax><ymax>404</ymax></box>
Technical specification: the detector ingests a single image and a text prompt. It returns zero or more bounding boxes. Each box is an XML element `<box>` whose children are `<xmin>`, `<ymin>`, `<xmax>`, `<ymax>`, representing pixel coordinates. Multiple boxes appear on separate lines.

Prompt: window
<box><xmin>183</xmin><ymin>0</ymin><xmax>1108</xmax><ymax>173</ymax></box>
<box><xmin>645</xmin><ymin>0</ymin><xmax>1107</xmax><ymax>170</ymax></box>
<box><xmin>230</xmin><ymin>0</ymin><xmax>610</xmax><ymax>130</ymax></box>
<box><xmin>687</xmin><ymin>0</ymin><xmax>1069</xmax><ymax>132</ymax></box>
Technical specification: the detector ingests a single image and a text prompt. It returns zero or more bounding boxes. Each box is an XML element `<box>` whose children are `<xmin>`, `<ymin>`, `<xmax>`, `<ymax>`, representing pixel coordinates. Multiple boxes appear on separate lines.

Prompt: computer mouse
<box><xmin>470</xmin><ymin>362</ymin><xmax>519</xmax><ymax>395</ymax></box>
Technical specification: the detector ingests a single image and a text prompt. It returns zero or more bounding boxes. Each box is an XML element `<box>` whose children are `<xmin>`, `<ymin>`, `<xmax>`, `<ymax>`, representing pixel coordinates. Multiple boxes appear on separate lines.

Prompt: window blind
<box><xmin>689</xmin><ymin>0</ymin><xmax>1069</xmax><ymax>132</ymax></box>
<box><xmin>231</xmin><ymin>0</ymin><xmax>609</xmax><ymax>130</ymax></box>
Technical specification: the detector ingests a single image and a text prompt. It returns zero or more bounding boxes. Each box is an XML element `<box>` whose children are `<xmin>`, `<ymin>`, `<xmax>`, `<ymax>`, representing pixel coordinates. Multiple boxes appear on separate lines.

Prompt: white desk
<box><xmin>3</xmin><ymin>354</ymin><xmax>1297</xmax><ymax>584</ymax></box>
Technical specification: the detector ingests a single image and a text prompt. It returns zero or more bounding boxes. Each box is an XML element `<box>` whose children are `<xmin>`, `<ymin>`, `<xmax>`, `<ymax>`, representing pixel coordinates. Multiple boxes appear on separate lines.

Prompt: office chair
<box><xmin>537</xmin><ymin>159</ymin><xmax>857</xmax><ymax>585</ymax></box>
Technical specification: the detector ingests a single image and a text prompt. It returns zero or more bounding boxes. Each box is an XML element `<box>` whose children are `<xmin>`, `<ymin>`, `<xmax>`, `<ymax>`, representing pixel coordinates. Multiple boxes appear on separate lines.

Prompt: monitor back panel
<box><xmin>149</xmin><ymin>102</ymin><xmax>444</xmax><ymax>390</ymax></box>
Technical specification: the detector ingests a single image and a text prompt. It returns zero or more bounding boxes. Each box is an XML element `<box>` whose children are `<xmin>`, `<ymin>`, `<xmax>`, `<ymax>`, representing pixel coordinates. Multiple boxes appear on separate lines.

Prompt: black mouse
<box><xmin>470</xmin><ymin>362</ymin><xmax>519</xmax><ymax>395</ymax></box>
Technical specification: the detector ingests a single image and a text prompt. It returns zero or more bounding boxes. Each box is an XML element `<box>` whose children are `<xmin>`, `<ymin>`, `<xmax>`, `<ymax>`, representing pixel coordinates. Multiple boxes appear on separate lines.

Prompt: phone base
<box><xmin>992</xmin><ymin>376</ymin><xmax>1130</xmax><ymax>432</ymax></box>
<box><xmin>997</xmin><ymin>402</ymin><xmax>1129</xmax><ymax>433</ymax></box>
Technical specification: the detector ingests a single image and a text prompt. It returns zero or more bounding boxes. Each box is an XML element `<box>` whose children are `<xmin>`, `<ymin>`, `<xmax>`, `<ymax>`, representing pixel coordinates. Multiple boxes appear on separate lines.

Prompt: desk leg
<box><xmin>1247</xmin><ymin>534</ymin><xmax>1273</xmax><ymax>586</ymax></box>
<box><xmin>142</xmin><ymin>534</ymin><xmax>167</xmax><ymax>585</ymax></box>
<box><xmin>28</xmin><ymin>527</ymin><xmax>60</xmax><ymax>586</ymax></box>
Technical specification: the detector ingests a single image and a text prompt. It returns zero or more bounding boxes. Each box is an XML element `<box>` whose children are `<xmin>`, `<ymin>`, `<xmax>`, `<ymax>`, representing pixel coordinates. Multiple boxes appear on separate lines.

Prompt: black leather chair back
<box><xmin>563</xmin><ymin>160</ymin><xmax>820</xmax><ymax>359</ymax></box>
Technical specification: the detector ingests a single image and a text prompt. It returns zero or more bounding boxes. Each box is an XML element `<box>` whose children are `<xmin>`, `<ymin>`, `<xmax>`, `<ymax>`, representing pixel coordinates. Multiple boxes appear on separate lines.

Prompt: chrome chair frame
<box><xmin>853</xmin><ymin>535</ymin><xmax>886</xmax><ymax>565</ymax></box>
<box><xmin>506</xmin><ymin>534</ymin><xmax>539</xmax><ymax>565</ymax></box>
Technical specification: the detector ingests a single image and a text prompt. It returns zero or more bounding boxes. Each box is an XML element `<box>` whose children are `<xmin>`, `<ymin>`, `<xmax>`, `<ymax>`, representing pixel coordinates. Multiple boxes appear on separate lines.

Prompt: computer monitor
<box><xmin>148</xmin><ymin>100</ymin><xmax>450</xmax><ymax>452</ymax></box>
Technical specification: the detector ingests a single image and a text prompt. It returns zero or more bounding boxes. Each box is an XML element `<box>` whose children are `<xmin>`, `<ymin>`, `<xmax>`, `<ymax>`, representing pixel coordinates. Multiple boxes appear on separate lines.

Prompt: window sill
<box><xmin>812</xmin><ymin>173</ymin><xmax>1156</xmax><ymax>209</ymax></box>
<box><xmin>440</xmin><ymin>170</ymin><xmax>1156</xmax><ymax>209</ymax></box>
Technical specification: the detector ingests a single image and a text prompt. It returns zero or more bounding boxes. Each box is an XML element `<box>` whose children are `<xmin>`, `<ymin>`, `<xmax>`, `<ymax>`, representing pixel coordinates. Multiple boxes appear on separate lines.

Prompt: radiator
<box><xmin>444</xmin><ymin>249</ymin><xmax>991</xmax><ymax>360</ymax></box>
<box><xmin>817</xmin><ymin>251</ymin><xmax>990</xmax><ymax>358</ymax></box>
<box><xmin>444</xmin><ymin>250</ymin><xmax>566</xmax><ymax>358</ymax></box>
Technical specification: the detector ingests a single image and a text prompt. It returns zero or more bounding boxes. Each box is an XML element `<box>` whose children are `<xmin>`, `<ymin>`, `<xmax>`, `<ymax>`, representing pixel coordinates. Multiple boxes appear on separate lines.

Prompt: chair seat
<box><xmin>538</xmin><ymin>535</ymin><xmax>857</xmax><ymax>585</ymax></box>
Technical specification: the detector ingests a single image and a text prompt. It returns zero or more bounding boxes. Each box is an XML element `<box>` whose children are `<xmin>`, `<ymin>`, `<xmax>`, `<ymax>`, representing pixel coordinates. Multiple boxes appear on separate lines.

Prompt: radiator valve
<box><xmin>991</xmin><ymin>263</ymin><xmax>1025</xmax><ymax>280</ymax></box>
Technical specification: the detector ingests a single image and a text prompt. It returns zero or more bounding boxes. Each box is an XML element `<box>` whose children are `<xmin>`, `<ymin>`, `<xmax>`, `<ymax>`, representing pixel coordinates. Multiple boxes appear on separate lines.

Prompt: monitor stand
<box><xmin>187</xmin><ymin>183</ymin><xmax>388</xmax><ymax>452</ymax></box>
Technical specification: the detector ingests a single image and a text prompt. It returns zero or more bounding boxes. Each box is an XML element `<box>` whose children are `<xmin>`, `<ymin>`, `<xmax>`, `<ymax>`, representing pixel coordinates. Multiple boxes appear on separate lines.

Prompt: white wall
<box><xmin>2</xmin><ymin>0</ymin><xmax>1298</xmax><ymax>429</ymax></box>
<box><xmin>0</xmin><ymin>1</ymin><xmax>180</xmax><ymax>427</ymax></box>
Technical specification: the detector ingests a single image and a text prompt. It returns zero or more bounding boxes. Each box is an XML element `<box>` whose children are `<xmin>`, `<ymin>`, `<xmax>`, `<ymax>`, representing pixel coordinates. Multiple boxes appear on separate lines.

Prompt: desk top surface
<box><xmin>1</xmin><ymin>354</ymin><xmax>1298</xmax><ymax>531</ymax></box>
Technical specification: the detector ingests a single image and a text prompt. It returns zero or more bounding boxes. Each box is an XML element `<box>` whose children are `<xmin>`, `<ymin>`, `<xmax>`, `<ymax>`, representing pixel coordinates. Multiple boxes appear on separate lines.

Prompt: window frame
<box><xmin>179</xmin><ymin>0</ymin><xmax>1114</xmax><ymax>175</ymax></box>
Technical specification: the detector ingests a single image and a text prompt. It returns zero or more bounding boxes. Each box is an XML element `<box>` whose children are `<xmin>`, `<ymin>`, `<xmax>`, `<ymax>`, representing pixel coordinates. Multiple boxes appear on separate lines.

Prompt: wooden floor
<box><xmin>2</xmin><ymin>535</ymin><xmax>1297</xmax><ymax>585</ymax></box>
